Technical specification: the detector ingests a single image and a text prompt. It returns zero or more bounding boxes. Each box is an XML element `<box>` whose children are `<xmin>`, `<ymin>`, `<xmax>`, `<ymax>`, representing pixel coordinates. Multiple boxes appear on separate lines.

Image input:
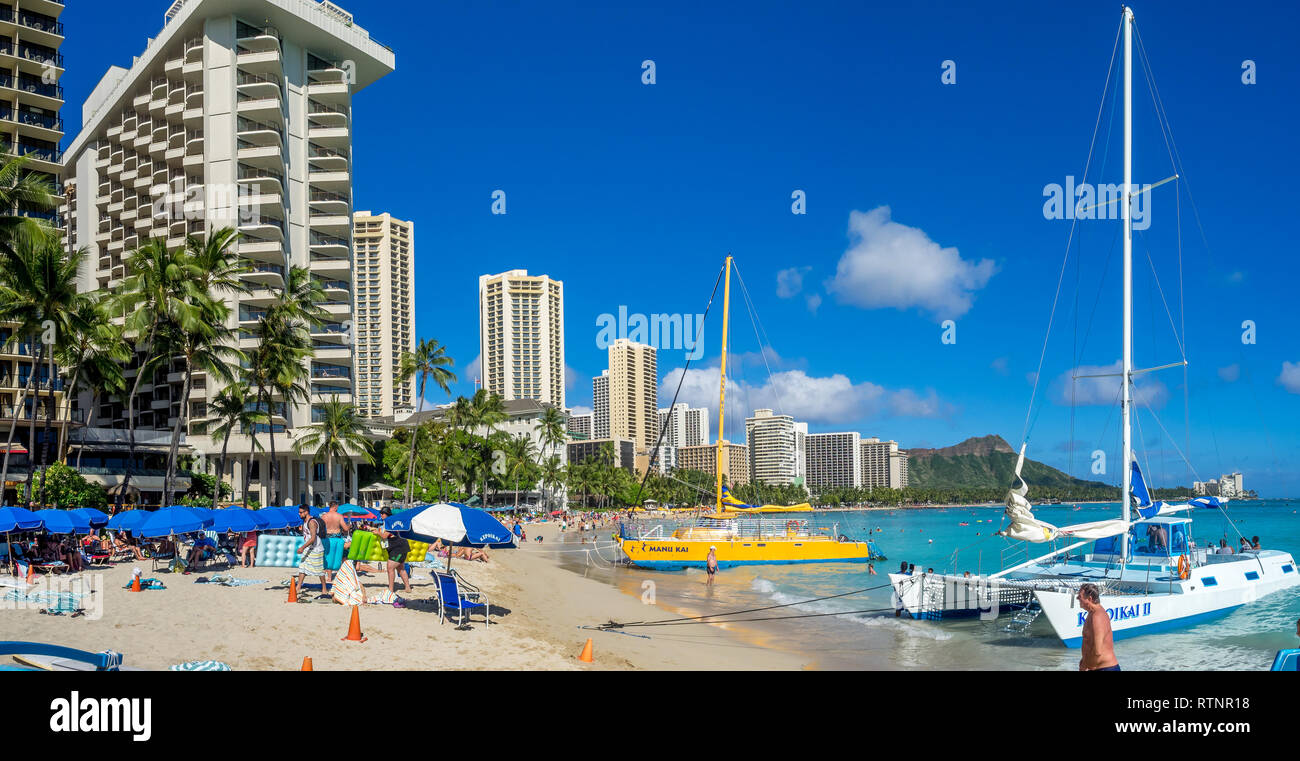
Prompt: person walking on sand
<box><xmin>295</xmin><ymin>504</ymin><xmax>329</xmax><ymax>598</ymax></box>
<box><xmin>375</xmin><ymin>508</ymin><xmax>411</xmax><ymax>594</ymax></box>
<box><xmin>321</xmin><ymin>501</ymin><xmax>347</xmax><ymax>584</ymax></box>
<box><xmin>1077</xmin><ymin>583</ymin><xmax>1119</xmax><ymax>671</ymax></box>
<box><xmin>706</xmin><ymin>546</ymin><xmax>718</xmax><ymax>586</ymax></box>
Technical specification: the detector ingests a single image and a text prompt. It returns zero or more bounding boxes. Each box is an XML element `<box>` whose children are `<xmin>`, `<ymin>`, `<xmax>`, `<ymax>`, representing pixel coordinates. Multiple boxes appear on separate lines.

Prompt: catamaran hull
<box><xmin>1036</xmin><ymin>555</ymin><xmax>1300</xmax><ymax>647</ymax></box>
<box><xmin>618</xmin><ymin>537</ymin><xmax>881</xmax><ymax>570</ymax></box>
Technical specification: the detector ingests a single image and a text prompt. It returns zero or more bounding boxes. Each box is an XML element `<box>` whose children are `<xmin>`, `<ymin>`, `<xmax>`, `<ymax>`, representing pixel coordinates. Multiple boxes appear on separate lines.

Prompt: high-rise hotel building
<box><xmin>860</xmin><ymin>437</ymin><xmax>909</xmax><ymax>489</ymax></box>
<box><xmin>658</xmin><ymin>402</ymin><xmax>708</xmax><ymax>449</ymax></box>
<box><xmin>0</xmin><ymin>0</ymin><xmax>65</xmax><ymax>504</ymax></box>
<box><xmin>352</xmin><ymin>210</ymin><xmax>413</xmax><ymax>418</ymax></box>
<box><xmin>607</xmin><ymin>338</ymin><xmax>657</xmax><ymax>451</ymax></box>
<box><xmin>745</xmin><ymin>409</ymin><xmax>806</xmax><ymax>487</ymax></box>
<box><xmin>62</xmin><ymin>0</ymin><xmax>394</xmax><ymax>506</ymax></box>
<box><xmin>805</xmin><ymin>431</ymin><xmax>862</xmax><ymax>491</ymax></box>
<box><xmin>478</xmin><ymin>269</ymin><xmax>565</xmax><ymax>409</ymax></box>
<box><xmin>591</xmin><ymin>371</ymin><xmax>608</xmax><ymax>439</ymax></box>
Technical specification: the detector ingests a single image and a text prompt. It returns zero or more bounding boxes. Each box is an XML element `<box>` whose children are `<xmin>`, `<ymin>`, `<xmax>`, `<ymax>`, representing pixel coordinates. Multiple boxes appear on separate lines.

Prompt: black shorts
<box><xmin>706</xmin><ymin>566</ymin><xmax>716</xmax><ymax>575</ymax></box>
<box><xmin>389</xmin><ymin>551</ymin><xmax>407</xmax><ymax>564</ymax></box>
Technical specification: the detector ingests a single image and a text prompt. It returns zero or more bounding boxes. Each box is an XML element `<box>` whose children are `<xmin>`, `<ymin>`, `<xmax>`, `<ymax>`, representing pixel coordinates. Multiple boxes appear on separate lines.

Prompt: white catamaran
<box><xmin>890</xmin><ymin>7</ymin><xmax>1299</xmax><ymax>647</ymax></box>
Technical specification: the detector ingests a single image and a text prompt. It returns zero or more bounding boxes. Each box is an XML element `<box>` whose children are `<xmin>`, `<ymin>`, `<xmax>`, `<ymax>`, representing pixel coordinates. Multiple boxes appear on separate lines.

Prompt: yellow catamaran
<box><xmin>616</xmin><ymin>255</ymin><xmax>885</xmax><ymax>570</ymax></box>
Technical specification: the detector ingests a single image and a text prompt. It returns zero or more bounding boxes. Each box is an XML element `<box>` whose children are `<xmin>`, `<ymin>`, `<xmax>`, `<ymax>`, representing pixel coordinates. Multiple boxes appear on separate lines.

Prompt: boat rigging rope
<box><xmin>632</xmin><ymin>262</ymin><xmax>725</xmax><ymax>507</ymax></box>
<box><xmin>1021</xmin><ymin>16</ymin><xmax>1123</xmax><ymax>447</ymax></box>
<box><xmin>593</xmin><ymin>578</ymin><xmax>910</xmax><ymax>630</ymax></box>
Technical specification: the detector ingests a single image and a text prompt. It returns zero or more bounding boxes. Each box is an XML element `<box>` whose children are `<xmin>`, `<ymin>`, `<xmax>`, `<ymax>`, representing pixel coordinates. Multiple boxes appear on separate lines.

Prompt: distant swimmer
<box><xmin>868</xmin><ymin>563</ymin><xmax>876</xmax><ymax>575</ymax></box>
<box><xmin>705</xmin><ymin>546</ymin><xmax>718</xmax><ymax>586</ymax></box>
<box><xmin>1077</xmin><ymin>583</ymin><xmax>1120</xmax><ymax>671</ymax></box>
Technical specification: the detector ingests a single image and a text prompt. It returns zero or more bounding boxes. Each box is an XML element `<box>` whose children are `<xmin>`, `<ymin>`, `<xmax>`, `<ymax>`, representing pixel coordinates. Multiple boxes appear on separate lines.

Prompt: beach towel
<box><xmin>298</xmin><ymin>546</ymin><xmax>325</xmax><ymax>576</ymax></box>
<box><xmin>331</xmin><ymin>559</ymin><xmax>366</xmax><ymax>606</ymax></box>
<box><xmin>196</xmin><ymin>574</ymin><xmax>267</xmax><ymax>587</ymax></box>
<box><xmin>367</xmin><ymin>589</ymin><xmax>400</xmax><ymax>605</ymax></box>
<box><xmin>169</xmin><ymin>660</ymin><xmax>231</xmax><ymax>671</ymax></box>
<box><xmin>122</xmin><ymin>578</ymin><xmax>166</xmax><ymax>590</ymax></box>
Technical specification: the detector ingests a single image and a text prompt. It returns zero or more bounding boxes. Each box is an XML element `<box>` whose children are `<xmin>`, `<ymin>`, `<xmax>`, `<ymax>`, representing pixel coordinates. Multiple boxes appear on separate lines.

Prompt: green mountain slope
<box><xmin>907</xmin><ymin>435</ymin><xmax>1111</xmax><ymax>491</ymax></box>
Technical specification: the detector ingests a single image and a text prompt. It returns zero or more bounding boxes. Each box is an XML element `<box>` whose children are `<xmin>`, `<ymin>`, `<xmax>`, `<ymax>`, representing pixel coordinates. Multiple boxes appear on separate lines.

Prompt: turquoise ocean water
<box><xmin>562</xmin><ymin>499</ymin><xmax>1300</xmax><ymax>670</ymax></box>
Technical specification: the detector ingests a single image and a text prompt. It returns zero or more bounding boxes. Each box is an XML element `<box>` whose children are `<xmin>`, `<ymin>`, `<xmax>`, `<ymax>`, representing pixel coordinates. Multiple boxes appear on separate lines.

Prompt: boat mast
<box><xmin>716</xmin><ymin>254</ymin><xmax>733</xmax><ymax>513</ymax></box>
<box><xmin>1120</xmin><ymin>6</ymin><xmax>1134</xmax><ymax>557</ymax></box>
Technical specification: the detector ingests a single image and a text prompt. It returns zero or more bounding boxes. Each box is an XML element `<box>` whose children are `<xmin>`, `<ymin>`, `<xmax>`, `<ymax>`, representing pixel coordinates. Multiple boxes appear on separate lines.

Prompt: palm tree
<box><xmin>397</xmin><ymin>338</ymin><xmax>456</xmax><ymax>508</ymax></box>
<box><xmin>532</xmin><ymin>404</ymin><xmax>566</xmax><ymax>506</ymax></box>
<box><xmin>540</xmin><ymin>455</ymin><xmax>566</xmax><ymax>511</ymax></box>
<box><xmin>0</xmin><ymin>155</ymin><xmax>57</xmax><ymax>255</ymax></box>
<box><xmin>160</xmin><ymin>228</ymin><xmax>247</xmax><ymax>506</ymax></box>
<box><xmin>112</xmin><ymin>238</ymin><xmax>201</xmax><ymax>507</ymax></box>
<box><xmin>467</xmin><ymin>389</ymin><xmax>506</xmax><ymax>502</ymax></box>
<box><xmin>0</xmin><ymin>236</ymin><xmax>90</xmax><ymax>505</ymax></box>
<box><xmin>506</xmin><ymin>433</ymin><xmax>538</xmax><ymax>508</ymax></box>
<box><xmin>55</xmin><ymin>294</ymin><xmax>129</xmax><ymax>463</ymax></box>
<box><xmin>206</xmin><ymin>381</ymin><xmax>264</xmax><ymax>511</ymax></box>
<box><xmin>293</xmin><ymin>395</ymin><xmax>373</xmax><ymax>503</ymax></box>
<box><xmin>249</xmin><ymin>265</ymin><xmax>322</xmax><ymax>507</ymax></box>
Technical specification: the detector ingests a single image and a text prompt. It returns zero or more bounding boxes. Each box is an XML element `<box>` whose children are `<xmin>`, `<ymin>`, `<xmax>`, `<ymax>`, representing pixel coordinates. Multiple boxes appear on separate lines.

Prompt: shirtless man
<box><xmin>320</xmin><ymin>502</ymin><xmax>347</xmax><ymax>584</ymax></box>
<box><xmin>1078</xmin><ymin>583</ymin><xmax>1120</xmax><ymax>671</ymax></box>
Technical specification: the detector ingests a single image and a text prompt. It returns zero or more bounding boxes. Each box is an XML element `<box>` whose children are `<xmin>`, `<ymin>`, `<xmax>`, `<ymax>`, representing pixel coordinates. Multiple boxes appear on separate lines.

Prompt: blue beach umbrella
<box><xmin>70</xmin><ymin>508</ymin><xmax>110</xmax><ymax>528</ymax></box>
<box><xmin>0</xmin><ymin>506</ymin><xmax>42</xmax><ymax>533</ymax></box>
<box><xmin>253</xmin><ymin>508</ymin><xmax>290</xmax><ymax>530</ymax></box>
<box><xmin>383</xmin><ymin>502</ymin><xmax>515</xmax><ymax>548</ymax></box>
<box><xmin>137</xmin><ymin>507</ymin><xmax>204</xmax><ymax>539</ymax></box>
<box><xmin>32</xmin><ymin>509</ymin><xmax>92</xmax><ymax>535</ymax></box>
<box><xmin>207</xmin><ymin>508</ymin><xmax>263</xmax><ymax>533</ymax></box>
<box><xmin>168</xmin><ymin>506</ymin><xmax>215</xmax><ymax>529</ymax></box>
<box><xmin>106</xmin><ymin>509</ymin><xmax>150</xmax><ymax>536</ymax></box>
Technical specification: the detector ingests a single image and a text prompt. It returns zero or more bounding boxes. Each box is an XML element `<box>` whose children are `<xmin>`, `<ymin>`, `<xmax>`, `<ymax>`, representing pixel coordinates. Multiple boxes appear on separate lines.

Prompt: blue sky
<box><xmin>63</xmin><ymin>1</ymin><xmax>1300</xmax><ymax>494</ymax></box>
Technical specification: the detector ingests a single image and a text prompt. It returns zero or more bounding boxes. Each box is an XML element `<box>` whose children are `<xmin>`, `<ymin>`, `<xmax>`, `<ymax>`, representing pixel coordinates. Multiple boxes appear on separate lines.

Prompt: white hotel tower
<box><xmin>63</xmin><ymin>0</ymin><xmax>394</xmax><ymax>506</ymax></box>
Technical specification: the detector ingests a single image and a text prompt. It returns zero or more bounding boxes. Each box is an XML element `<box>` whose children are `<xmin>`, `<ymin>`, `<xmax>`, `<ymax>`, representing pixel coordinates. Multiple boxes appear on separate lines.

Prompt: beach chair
<box><xmin>149</xmin><ymin>543</ymin><xmax>177</xmax><ymax>573</ymax></box>
<box><xmin>432</xmin><ymin>570</ymin><xmax>490</xmax><ymax>629</ymax></box>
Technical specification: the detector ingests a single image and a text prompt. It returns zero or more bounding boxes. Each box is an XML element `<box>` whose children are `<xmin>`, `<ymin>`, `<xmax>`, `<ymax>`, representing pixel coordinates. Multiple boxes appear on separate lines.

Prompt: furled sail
<box><xmin>999</xmin><ymin>444</ymin><xmax>1132</xmax><ymax>543</ymax></box>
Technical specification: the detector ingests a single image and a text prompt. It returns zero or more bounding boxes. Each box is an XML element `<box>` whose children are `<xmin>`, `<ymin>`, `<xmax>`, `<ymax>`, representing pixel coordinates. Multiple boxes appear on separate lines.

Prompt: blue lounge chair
<box><xmin>432</xmin><ymin>570</ymin><xmax>490</xmax><ymax>628</ymax></box>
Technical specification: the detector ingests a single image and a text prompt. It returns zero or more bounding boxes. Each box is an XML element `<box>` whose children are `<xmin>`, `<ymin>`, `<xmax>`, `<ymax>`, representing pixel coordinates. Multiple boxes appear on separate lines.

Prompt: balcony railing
<box><xmin>311</xmin><ymin>365</ymin><xmax>351</xmax><ymax>379</ymax></box>
<box><xmin>238</xmin><ymin>165</ymin><xmax>284</xmax><ymax>183</ymax></box>
<box><xmin>237</xmin><ymin>71</ymin><xmax>281</xmax><ymax>87</ymax></box>
<box><xmin>12</xmin><ymin>11</ymin><xmax>65</xmax><ymax>36</ymax></box>
<box><xmin>0</xmin><ymin>73</ymin><xmax>64</xmax><ymax>100</ymax></box>
<box><xmin>17</xmin><ymin>44</ymin><xmax>63</xmax><ymax>68</ymax></box>
<box><xmin>309</xmin><ymin>189</ymin><xmax>349</xmax><ymax>204</ymax></box>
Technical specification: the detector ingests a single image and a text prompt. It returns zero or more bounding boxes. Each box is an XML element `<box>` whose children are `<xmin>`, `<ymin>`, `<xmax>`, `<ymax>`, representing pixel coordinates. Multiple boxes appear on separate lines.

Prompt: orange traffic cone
<box><xmin>286</xmin><ymin>577</ymin><xmax>298</xmax><ymax>603</ymax></box>
<box><xmin>26</xmin><ymin>564</ymin><xmax>35</xmax><ymax>585</ymax></box>
<box><xmin>130</xmin><ymin>574</ymin><xmax>141</xmax><ymax>592</ymax></box>
<box><xmin>578</xmin><ymin>638</ymin><xmax>594</xmax><ymax>663</ymax></box>
<box><xmin>341</xmin><ymin>605</ymin><xmax>367</xmax><ymax>642</ymax></box>
<box><xmin>300</xmin><ymin>656</ymin><xmax>313</xmax><ymax>671</ymax></box>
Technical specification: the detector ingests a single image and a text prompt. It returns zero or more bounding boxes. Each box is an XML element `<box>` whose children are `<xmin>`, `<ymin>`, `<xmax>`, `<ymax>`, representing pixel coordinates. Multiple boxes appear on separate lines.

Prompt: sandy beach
<box><xmin>0</xmin><ymin>522</ymin><xmax>805</xmax><ymax>671</ymax></box>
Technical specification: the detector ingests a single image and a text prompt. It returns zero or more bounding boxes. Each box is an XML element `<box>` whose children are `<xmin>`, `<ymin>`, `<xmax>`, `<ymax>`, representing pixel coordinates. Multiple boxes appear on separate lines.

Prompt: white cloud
<box><xmin>661</xmin><ymin>365</ymin><xmax>951</xmax><ymax>426</ymax></box>
<box><xmin>991</xmin><ymin>357</ymin><xmax>1009</xmax><ymax>376</ymax></box>
<box><xmin>1054</xmin><ymin>361</ymin><xmax>1168</xmax><ymax>408</ymax></box>
<box><xmin>825</xmin><ymin>206</ymin><xmax>996</xmax><ymax>319</ymax></box>
<box><xmin>568</xmin><ymin>405</ymin><xmax>593</xmax><ymax>416</ymax></box>
<box><xmin>463</xmin><ymin>354</ymin><xmax>482</xmax><ymax>384</ymax></box>
<box><xmin>1279</xmin><ymin>361</ymin><xmax>1300</xmax><ymax>394</ymax></box>
<box><xmin>565</xmin><ymin>364</ymin><xmax>582</xmax><ymax>390</ymax></box>
<box><xmin>776</xmin><ymin>266</ymin><xmax>811</xmax><ymax>299</ymax></box>
<box><xmin>805</xmin><ymin>293</ymin><xmax>822</xmax><ymax>313</ymax></box>
<box><xmin>1217</xmin><ymin>364</ymin><xmax>1240</xmax><ymax>383</ymax></box>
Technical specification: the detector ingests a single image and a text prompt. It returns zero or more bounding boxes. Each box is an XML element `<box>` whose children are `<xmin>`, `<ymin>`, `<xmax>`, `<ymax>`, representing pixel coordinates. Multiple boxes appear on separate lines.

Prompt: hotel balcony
<box><xmin>234</xmin><ymin>26</ymin><xmax>282</xmax><ymax>73</ymax></box>
<box><xmin>0</xmin><ymin>71</ymin><xmax>63</xmax><ymax>110</ymax></box>
<box><xmin>306</xmin><ymin>65</ymin><xmax>348</xmax><ymax>101</ymax></box>
<box><xmin>238</xmin><ymin>214</ymin><xmax>285</xmax><ymax>240</ymax></box>
<box><xmin>237</xmin><ymin>235</ymin><xmax>284</xmax><ymax>263</ymax></box>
